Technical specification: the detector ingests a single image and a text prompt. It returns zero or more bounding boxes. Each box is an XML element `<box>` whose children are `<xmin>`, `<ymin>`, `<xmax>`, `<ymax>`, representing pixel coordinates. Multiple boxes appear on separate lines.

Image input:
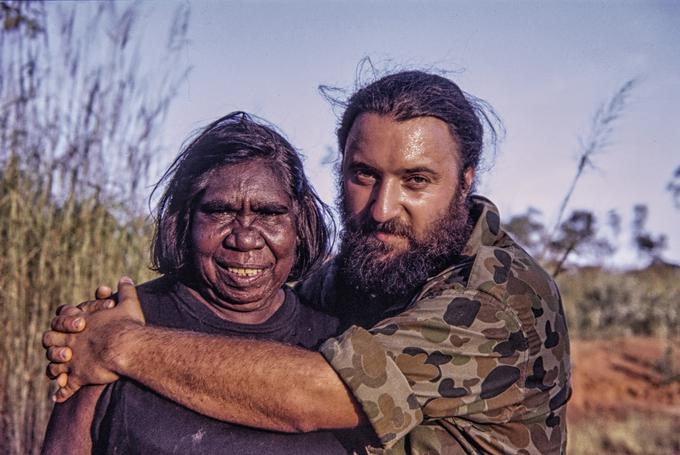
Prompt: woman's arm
<box><xmin>42</xmin><ymin>385</ymin><xmax>105</xmax><ymax>455</ymax></box>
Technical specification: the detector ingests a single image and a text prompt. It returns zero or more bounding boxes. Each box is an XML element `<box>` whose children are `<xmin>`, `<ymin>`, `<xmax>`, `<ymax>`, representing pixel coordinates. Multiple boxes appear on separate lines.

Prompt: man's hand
<box><xmin>45</xmin><ymin>285</ymin><xmax>117</xmax><ymax>389</ymax></box>
<box><xmin>43</xmin><ymin>276</ymin><xmax>146</xmax><ymax>402</ymax></box>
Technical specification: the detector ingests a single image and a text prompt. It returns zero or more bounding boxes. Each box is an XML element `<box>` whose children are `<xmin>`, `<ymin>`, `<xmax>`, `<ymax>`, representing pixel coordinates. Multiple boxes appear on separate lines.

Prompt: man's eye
<box><xmin>353</xmin><ymin>170</ymin><xmax>376</xmax><ymax>184</ymax></box>
<box><xmin>405</xmin><ymin>175</ymin><xmax>430</xmax><ymax>188</ymax></box>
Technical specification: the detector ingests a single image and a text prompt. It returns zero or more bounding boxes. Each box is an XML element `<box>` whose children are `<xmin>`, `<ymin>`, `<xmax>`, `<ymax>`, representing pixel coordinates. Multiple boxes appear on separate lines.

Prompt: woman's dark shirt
<box><xmin>91</xmin><ymin>275</ymin><xmax>367</xmax><ymax>454</ymax></box>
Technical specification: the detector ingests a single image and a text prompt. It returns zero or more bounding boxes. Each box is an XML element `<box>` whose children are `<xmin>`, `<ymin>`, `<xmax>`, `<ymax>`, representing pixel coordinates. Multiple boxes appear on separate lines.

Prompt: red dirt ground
<box><xmin>568</xmin><ymin>337</ymin><xmax>680</xmax><ymax>421</ymax></box>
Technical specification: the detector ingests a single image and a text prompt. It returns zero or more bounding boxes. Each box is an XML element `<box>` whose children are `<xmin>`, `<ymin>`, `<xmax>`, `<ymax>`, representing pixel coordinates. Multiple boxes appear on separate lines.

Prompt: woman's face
<box><xmin>190</xmin><ymin>161</ymin><xmax>297</xmax><ymax>320</ymax></box>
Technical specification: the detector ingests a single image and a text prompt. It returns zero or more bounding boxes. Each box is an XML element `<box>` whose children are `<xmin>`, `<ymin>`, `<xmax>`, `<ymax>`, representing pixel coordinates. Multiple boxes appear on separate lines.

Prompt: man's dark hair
<box><xmin>334</xmin><ymin>70</ymin><xmax>498</xmax><ymax>175</ymax></box>
<box><xmin>151</xmin><ymin>111</ymin><xmax>332</xmax><ymax>281</ymax></box>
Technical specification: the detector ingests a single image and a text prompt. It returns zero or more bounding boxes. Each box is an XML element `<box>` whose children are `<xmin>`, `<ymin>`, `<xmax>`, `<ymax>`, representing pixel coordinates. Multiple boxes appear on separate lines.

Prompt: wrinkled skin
<box><xmin>44</xmin><ymin>160</ymin><xmax>300</xmax><ymax>396</ymax></box>
<box><xmin>188</xmin><ymin>161</ymin><xmax>297</xmax><ymax>323</ymax></box>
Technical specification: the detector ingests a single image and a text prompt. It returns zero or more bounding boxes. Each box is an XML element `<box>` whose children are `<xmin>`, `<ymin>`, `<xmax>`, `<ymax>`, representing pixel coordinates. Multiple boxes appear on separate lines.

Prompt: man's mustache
<box><xmin>350</xmin><ymin>216</ymin><xmax>415</xmax><ymax>240</ymax></box>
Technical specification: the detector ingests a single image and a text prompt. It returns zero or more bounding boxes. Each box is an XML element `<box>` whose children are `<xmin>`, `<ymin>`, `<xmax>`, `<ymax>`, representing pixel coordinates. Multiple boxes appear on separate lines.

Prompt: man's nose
<box><xmin>370</xmin><ymin>180</ymin><xmax>402</xmax><ymax>223</ymax></box>
<box><xmin>224</xmin><ymin>223</ymin><xmax>265</xmax><ymax>251</ymax></box>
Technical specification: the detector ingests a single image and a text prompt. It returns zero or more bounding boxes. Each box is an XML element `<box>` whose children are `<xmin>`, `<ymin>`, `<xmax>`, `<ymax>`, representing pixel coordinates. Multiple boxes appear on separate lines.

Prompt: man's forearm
<box><xmin>108</xmin><ymin>323</ymin><xmax>365</xmax><ymax>432</ymax></box>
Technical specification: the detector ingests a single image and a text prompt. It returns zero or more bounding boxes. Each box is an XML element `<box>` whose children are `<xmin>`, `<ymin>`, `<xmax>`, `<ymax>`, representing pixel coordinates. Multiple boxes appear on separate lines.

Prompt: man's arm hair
<box><xmin>42</xmin><ymin>385</ymin><xmax>104</xmax><ymax>454</ymax></box>
<box><xmin>109</xmin><ymin>324</ymin><xmax>365</xmax><ymax>432</ymax></box>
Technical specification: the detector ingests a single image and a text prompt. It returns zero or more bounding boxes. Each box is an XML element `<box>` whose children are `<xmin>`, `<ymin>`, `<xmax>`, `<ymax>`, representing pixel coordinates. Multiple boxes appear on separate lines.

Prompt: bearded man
<box><xmin>43</xmin><ymin>70</ymin><xmax>571</xmax><ymax>454</ymax></box>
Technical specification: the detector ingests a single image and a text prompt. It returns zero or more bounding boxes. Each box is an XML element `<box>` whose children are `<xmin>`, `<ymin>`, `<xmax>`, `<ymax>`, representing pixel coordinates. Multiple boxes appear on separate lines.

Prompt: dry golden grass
<box><xmin>557</xmin><ymin>265</ymin><xmax>680</xmax><ymax>340</ymax></box>
<box><xmin>1</xmin><ymin>3</ymin><xmax>187</xmax><ymax>452</ymax></box>
<box><xmin>0</xmin><ymin>160</ymin><xmax>157</xmax><ymax>453</ymax></box>
<box><xmin>568</xmin><ymin>414</ymin><xmax>680</xmax><ymax>455</ymax></box>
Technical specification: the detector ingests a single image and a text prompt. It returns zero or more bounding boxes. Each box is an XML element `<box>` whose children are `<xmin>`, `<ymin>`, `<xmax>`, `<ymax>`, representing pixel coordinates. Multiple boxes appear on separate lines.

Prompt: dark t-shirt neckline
<box><xmin>171</xmin><ymin>280</ymin><xmax>300</xmax><ymax>335</ymax></box>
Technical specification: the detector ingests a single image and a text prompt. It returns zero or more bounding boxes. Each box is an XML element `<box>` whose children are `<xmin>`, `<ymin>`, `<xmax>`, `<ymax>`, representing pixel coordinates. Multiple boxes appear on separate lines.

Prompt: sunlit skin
<box><xmin>342</xmin><ymin>113</ymin><xmax>475</xmax><ymax>256</ymax></box>
<box><xmin>190</xmin><ymin>160</ymin><xmax>297</xmax><ymax>324</ymax></box>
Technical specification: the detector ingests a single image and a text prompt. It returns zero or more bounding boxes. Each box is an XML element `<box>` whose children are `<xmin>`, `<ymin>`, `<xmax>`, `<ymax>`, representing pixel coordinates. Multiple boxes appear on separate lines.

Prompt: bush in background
<box><xmin>557</xmin><ymin>263</ymin><xmax>680</xmax><ymax>340</ymax></box>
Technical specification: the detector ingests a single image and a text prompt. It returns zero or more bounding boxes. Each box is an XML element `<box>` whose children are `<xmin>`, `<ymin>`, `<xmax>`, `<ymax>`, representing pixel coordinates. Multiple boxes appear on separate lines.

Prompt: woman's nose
<box><xmin>223</xmin><ymin>225</ymin><xmax>265</xmax><ymax>251</ymax></box>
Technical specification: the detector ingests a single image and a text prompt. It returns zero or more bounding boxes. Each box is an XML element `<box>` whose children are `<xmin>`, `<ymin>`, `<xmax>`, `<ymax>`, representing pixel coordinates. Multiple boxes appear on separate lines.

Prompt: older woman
<box><xmin>43</xmin><ymin>112</ymin><xmax>367</xmax><ymax>454</ymax></box>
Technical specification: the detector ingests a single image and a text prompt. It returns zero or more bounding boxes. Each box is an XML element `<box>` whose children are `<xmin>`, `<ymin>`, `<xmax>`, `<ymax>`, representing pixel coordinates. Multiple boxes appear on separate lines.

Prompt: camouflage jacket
<box><xmin>297</xmin><ymin>196</ymin><xmax>571</xmax><ymax>454</ymax></box>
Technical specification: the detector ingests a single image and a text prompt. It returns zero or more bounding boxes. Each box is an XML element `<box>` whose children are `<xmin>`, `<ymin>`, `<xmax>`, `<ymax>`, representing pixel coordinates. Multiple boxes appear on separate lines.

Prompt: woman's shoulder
<box><xmin>286</xmin><ymin>287</ymin><xmax>342</xmax><ymax>349</ymax></box>
<box><xmin>131</xmin><ymin>275</ymin><xmax>182</xmax><ymax>324</ymax></box>
<box><xmin>135</xmin><ymin>275</ymin><xmax>177</xmax><ymax>297</ymax></box>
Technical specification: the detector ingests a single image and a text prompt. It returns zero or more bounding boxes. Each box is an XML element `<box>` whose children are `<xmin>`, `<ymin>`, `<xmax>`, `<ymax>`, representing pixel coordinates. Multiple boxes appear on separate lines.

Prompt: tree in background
<box><xmin>548</xmin><ymin>209</ymin><xmax>615</xmax><ymax>277</ymax></box>
<box><xmin>505</xmin><ymin>207</ymin><xmax>621</xmax><ymax>277</ymax></box>
<box><xmin>0</xmin><ymin>2</ymin><xmax>189</xmax><ymax>453</ymax></box>
<box><xmin>631</xmin><ymin>204</ymin><xmax>668</xmax><ymax>264</ymax></box>
<box><xmin>504</xmin><ymin>207</ymin><xmax>547</xmax><ymax>259</ymax></box>
<box><xmin>668</xmin><ymin>165</ymin><xmax>680</xmax><ymax>209</ymax></box>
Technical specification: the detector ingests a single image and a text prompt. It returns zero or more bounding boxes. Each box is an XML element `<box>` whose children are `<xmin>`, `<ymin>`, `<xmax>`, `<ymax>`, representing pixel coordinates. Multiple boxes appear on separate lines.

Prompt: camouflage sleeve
<box><xmin>319</xmin><ymin>290</ymin><xmax>529</xmax><ymax>449</ymax></box>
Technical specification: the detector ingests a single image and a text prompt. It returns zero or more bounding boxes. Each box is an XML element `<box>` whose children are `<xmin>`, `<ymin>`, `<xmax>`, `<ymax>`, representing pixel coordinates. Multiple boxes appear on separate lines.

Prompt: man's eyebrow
<box><xmin>403</xmin><ymin>166</ymin><xmax>438</xmax><ymax>175</ymax></box>
<box><xmin>347</xmin><ymin>160</ymin><xmax>378</xmax><ymax>172</ymax></box>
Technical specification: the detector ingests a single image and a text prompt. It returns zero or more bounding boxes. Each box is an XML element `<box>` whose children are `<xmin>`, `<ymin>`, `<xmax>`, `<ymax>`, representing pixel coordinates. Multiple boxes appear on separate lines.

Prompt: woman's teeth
<box><xmin>227</xmin><ymin>267</ymin><xmax>262</xmax><ymax>277</ymax></box>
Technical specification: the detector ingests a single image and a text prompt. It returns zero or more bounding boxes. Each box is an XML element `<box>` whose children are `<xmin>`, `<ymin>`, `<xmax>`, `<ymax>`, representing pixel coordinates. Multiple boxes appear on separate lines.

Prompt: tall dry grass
<box><xmin>0</xmin><ymin>2</ymin><xmax>188</xmax><ymax>453</ymax></box>
<box><xmin>0</xmin><ymin>159</ymin><xmax>156</xmax><ymax>454</ymax></box>
<box><xmin>568</xmin><ymin>414</ymin><xmax>680</xmax><ymax>455</ymax></box>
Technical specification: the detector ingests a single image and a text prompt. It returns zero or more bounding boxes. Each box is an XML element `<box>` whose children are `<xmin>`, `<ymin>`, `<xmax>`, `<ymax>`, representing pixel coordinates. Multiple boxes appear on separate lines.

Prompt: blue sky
<box><xmin>138</xmin><ymin>0</ymin><xmax>679</xmax><ymax>265</ymax></box>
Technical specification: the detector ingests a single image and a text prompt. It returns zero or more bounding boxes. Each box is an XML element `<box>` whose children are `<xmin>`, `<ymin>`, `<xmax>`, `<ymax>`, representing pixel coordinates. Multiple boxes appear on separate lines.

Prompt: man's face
<box><xmin>190</xmin><ymin>161</ymin><xmax>297</xmax><ymax>319</ymax></box>
<box><xmin>338</xmin><ymin>113</ymin><xmax>475</xmax><ymax>298</ymax></box>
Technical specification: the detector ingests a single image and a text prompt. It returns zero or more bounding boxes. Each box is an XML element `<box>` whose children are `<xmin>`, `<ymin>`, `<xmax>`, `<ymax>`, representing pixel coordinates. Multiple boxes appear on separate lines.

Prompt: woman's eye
<box><xmin>201</xmin><ymin>204</ymin><xmax>235</xmax><ymax>218</ymax></box>
<box><xmin>257</xmin><ymin>207</ymin><xmax>290</xmax><ymax>221</ymax></box>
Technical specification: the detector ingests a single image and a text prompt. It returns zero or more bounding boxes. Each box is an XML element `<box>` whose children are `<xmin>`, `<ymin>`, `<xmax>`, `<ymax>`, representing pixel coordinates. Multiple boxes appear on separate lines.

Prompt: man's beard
<box><xmin>336</xmin><ymin>185</ymin><xmax>475</xmax><ymax>304</ymax></box>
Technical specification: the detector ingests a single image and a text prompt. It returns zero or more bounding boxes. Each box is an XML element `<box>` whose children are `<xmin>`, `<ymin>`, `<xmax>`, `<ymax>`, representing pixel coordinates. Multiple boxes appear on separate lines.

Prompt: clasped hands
<box><xmin>42</xmin><ymin>277</ymin><xmax>146</xmax><ymax>402</ymax></box>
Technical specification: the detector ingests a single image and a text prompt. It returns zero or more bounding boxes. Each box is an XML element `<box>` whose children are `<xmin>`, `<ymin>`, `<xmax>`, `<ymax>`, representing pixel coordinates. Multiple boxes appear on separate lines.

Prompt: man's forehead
<box><xmin>344</xmin><ymin>147</ymin><xmax>443</xmax><ymax>173</ymax></box>
<box><xmin>343</xmin><ymin>114</ymin><xmax>461</xmax><ymax>170</ymax></box>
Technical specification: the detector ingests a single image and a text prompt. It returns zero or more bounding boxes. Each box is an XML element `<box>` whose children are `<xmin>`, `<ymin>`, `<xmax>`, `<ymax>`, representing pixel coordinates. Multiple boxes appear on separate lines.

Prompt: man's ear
<box><xmin>462</xmin><ymin>167</ymin><xmax>476</xmax><ymax>196</ymax></box>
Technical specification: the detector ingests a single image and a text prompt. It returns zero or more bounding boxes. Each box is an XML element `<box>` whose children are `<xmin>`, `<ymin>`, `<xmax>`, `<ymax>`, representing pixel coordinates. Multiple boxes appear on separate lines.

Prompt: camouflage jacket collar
<box><xmin>414</xmin><ymin>194</ymin><xmax>502</xmax><ymax>290</ymax></box>
<box><xmin>402</xmin><ymin>195</ymin><xmax>502</xmax><ymax>308</ymax></box>
<box><xmin>461</xmin><ymin>194</ymin><xmax>503</xmax><ymax>258</ymax></box>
